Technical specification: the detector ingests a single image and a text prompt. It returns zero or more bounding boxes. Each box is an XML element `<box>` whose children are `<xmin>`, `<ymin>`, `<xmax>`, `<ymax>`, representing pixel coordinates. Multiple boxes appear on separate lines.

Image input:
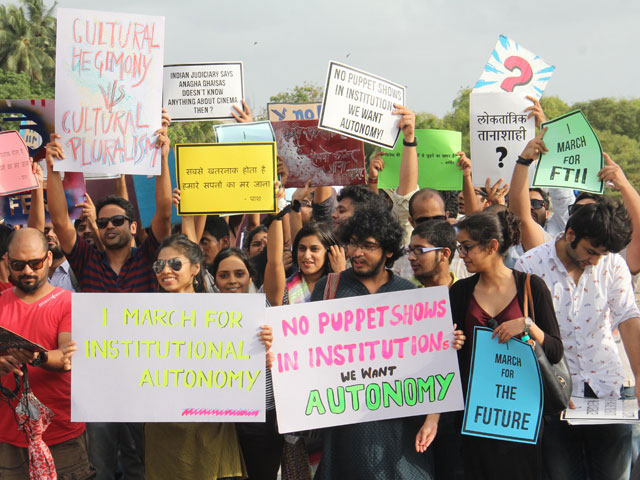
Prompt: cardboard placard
<box><xmin>267</xmin><ymin>103</ymin><xmax>322</xmax><ymax>122</ymax></box>
<box><xmin>0</xmin><ymin>131</ymin><xmax>38</xmax><ymax>196</ymax></box>
<box><xmin>214</xmin><ymin>121</ymin><xmax>275</xmax><ymax>143</ymax></box>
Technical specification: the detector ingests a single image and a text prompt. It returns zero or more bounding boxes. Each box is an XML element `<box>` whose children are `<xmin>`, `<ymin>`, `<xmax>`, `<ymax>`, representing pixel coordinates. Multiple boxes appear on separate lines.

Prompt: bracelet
<box><xmin>291</xmin><ymin>200</ymin><xmax>301</xmax><ymax>213</ymax></box>
<box><xmin>368</xmin><ymin>177</ymin><xmax>378</xmax><ymax>184</ymax></box>
<box><xmin>403</xmin><ymin>137</ymin><xmax>418</xmax><ymax>147</ymax></box>
<box><xmin>516</xmin><ymin>156</ymin><xmax>534</xmax><ymax>167</ymax></box>
<box><xmin>30</xmin><ymin>351</ymin><xmax>48</xmax><ymax>367</ymax></box>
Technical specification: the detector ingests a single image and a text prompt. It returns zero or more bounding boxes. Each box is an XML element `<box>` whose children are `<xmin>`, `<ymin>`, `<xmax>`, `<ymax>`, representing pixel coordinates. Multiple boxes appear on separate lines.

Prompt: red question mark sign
<box><xmin>500</xmin><ymin>56</ymin><xmax>533</xmax><ymax>93</ymax></box>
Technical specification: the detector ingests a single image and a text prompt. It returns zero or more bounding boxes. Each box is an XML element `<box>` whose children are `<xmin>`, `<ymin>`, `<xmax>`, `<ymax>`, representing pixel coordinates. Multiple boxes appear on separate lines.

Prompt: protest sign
<box><xmin>71</xmin><ymin>292</ymin><xmax>266</xmax><ymax>422</ymax></box>
<box><xmin>532</xmin><ymin>110</ymin><xmax>603</xmax><ymax>194</ymax></box>
<box><xmin>163</xmin><ymin>63</ymin><xmax>243</xmax><ymax>121</ymax></box>
<box><xmin>132</xmin><ymin>149</ymin><xmax>181</xmax><ymax>228</ymax></box>
<box><xmin>272</xmin><ymin>119</ymin><xmax>366</xmax><ymax>187</ymax></box>
<box><xmin>561</xmin><ymin>397</ymin><xmax>640</xmax><ymax>425</ymax></box>
<box><xmin>319</xmin><ymin>62</ymin><xmax>405</xmax><ymax>149</ymax></box>
<box><xmin>268</xmin><ymin>103</ymin><xmax>322</xmax><ymax>122</ymax></box>
<box><xmin>267</xmin><ymin>287</ymin><xmax>464</xmax><ymax>433</ymax></box>
<box><xmin>462</xmin><ymin>327</ymin><xmax>543</xmax><ymax>444</ymax></box>
<box><xmin>473</xmin><ymin>35</ymin><xmax>555</xmax><ymax>99</ymax></box>
<box><xmin>54</xmin><ymin>8</ymin><xmax>164</xmax><ymax>176</ymax></box>
<box><xmin>380</xmin><ymin>130</ymin><xmax>462</xmax><ymax>190</ymax></box>
<box><xmin>175</xmin><ymin>143</ymin><xmax>277</xmax><ymax>215</ymax></box>
<box><xmin>214</xmin><ymin>121</ymin><xmax>275</xmax><ymax>143</ymax></box>
<box><xmin>470</xmin><ymin>93</ymin><xmax>536</xmax><ymax>187</ymax></box>
<box><xmin>0</xmin><ymin>99</ymin><xmax>54</xmax><ymax>161</ymax></box>
<box><xmin>0</xmin><ymin>131</ymin><xmax>38</xmax><ymax>196</ymax></box>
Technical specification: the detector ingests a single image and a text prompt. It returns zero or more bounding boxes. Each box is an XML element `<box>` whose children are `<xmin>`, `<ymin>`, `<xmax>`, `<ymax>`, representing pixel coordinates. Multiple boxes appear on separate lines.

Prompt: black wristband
<box><xmin>30</xmin><ymin>351</ymin><xmax>48</xmax><ymax>367</ymax></box>
<box><xmin>291</xmin><ymin>200</ymin><xmax>301</xmax><ymax>213</ymax></box>
<box><xmin>516</xmin><ymin>156</ymin><xmax>534</xmax><ymax>167</ymax></box>
<box><xmin>403</xmin><ymin>137</ymin><xmax>418</xmax><ymax>147</ymax></box>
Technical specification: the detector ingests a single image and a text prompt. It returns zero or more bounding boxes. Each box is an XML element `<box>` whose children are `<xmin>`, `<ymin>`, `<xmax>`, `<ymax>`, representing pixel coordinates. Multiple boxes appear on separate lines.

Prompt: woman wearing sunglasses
<box><xmin>447</xmin><ymin>210</ymin><xmax>563</xmax><ymax>480</ymax></box>
<box><xmin>145</xmin><ymin>234</ymin><xmax>247</xmax><ymax>480</ymax></box>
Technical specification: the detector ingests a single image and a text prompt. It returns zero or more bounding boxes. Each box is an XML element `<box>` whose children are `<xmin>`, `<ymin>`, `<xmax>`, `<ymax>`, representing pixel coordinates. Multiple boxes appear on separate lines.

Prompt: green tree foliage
<box><xmin>539</xmin><ymin>96</ymin><xmax>571</xmax><ymax>121</ymax></box>
<box><xmin>167</xmin><ymin>121</ymin><xmax>217</xmax><ymax>145</ymax></box>
<box><xmin>0</xmin><ymin>68</ymin><xmax>54</xmax><ymax>98</ymax></box>
<box><xmin>269</xmin><ymin>82</ymin><xmax>324</xmax><ymax>104</ymax></box>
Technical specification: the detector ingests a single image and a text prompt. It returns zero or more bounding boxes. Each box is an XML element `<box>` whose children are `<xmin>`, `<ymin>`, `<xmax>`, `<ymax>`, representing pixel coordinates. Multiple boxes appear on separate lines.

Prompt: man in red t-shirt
<box><xmin>0</xmin><ymin>228</ymin><xmax>94</xmax><ymax>478</ymax></box>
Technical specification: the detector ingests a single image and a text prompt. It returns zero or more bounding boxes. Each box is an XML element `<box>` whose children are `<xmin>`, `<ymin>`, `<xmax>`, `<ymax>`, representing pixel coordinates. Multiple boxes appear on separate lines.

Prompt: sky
<box><xmin>5</xmin><ymin>0</ymin><xmax>640</xmax><ymax>117</ymax></box>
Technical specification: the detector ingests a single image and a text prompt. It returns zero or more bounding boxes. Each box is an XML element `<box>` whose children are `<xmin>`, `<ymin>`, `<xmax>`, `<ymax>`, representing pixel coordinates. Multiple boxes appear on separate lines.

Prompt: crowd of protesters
<box><xmin>1</xmin><ymin>96</ymin><xmax>640</xmax><ymax>480</ymax></box>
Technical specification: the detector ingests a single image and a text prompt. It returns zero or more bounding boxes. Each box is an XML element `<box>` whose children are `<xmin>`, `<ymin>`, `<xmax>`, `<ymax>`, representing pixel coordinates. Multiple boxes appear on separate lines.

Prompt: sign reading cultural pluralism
<box><xmin>267</xmin><ymin>287</ymin><xmax>464</xmax><ymax>433</ymax></box>
<box><xmin>532</xmin><ymin>110</ymin><xmax>603</xmax><ymax>194</ymax></box>
<box><xmin>381</xmin><ymin>129</ymin><xmax>463</xmax><ymax>191</ymax></box>
<box><xmin>473</xmin><ymin>35</ymin><xmax>555</xmax><ymax>99</ymax></box>
<box><xmin>470</xmin><ymin>93</ymin><xmax>536</xmax><ymax>187</ymax></box>
<box><xmin>54</xmin><ymin>8</ymin><xmax>165</xmax><ymax>176</ymax></box>
<box><xmin>71</xmin><ymin>293</ymin><xmax>266</xmax><ymax>422</ymax></box>
<box><xmin>272</xmin><ymin>119</ymin><xmax>366</xmax><ymax>187</ymax></box>
<box><xmin>0</xmin><ymin>130</ymin><xmax>38</xmax><ymax>196</ymax></box>
<box><xmin>462</xmin><ymin>327</ymin><xmax>543</xmax><ymax>444</ymax></box>
<box><xmin>268</xmin><ymin>103</ymin><xmax>322</xmax><ymax>122</ymax></box>
<box><xmin>163</xmin><ymin>63</ymin><xmax>243</xmax><ymax>121</ymax></box>
<box><xmin>319</xmin><ymin>62</ymin><xmax>406</xmax><ymax>149</ymax></box>
<box><xmin>175</xmin><ymin>143</ymin><xmax>277</xmax><ymax>215</ymax></box>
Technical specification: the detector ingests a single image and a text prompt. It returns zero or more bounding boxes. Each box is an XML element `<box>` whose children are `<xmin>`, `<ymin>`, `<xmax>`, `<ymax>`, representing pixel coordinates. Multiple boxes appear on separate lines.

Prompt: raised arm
<box><xmin>458</xmin><ymin>152</ymin><xmax>481</xmax><ymax>215</ymax></box>
<box><xmin>262</xmin><ymin>214</ymin><xmax>286</xmax><ymax>306</ymax></box>
<box><xmin>150</xmin><ymin>110</ymin><xmax>173</xmax><ymax>242</ymax></box>
<box><xmin>26</xmin><ymin>160</ymin><xmax>45</xmax><ymax>231</ymax></box>
<box><xmin>115</xmin><ymin>174</ymin><xmax>129</xmax><ymax>201</ymax></box>
<box><xmin>394</xmin><ymin>105</ymin><xmax>418</xmax><ymax>196</ymax></box>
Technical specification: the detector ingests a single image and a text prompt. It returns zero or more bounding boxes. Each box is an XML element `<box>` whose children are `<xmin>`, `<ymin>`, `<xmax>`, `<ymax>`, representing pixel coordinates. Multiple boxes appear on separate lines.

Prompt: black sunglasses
<box><xmin>530</xmin><ymin>199</ymin><xmax>546</xmax><ymax>210</ymax></box>
<box><xmin>96</xmin><ymin>215</ymin><xmax>132</xmax><ymax>229</ymax></box>
<box><xmin>568</xmin><ymin>203</ymin><xmax>586</xmax><ymax>216</ymax></box>
<box><xmin>415</xmin><ymin>215</ymin><xmax>447</xmax><ymax>224</ymax></box>
<box><xmin>8</xmin><ymin>254</ymin><xmax>48</xmax><ymax>271</ymax></box>
<box><xmin>152</xmin><ymin>258</ymin><xmax>189</xmax><ymax>274</ymax></box>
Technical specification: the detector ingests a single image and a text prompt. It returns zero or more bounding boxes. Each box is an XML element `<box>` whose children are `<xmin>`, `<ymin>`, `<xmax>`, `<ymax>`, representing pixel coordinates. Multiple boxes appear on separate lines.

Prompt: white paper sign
<box><xmin>469</xmin><ymin>93</ymin><xmax>536</xmax><ymax>187</ymax></box>
<box><xmin>319</xmin><ymin>62</ymin><xmax>405</xmax><ymax>149</ymax></box>
<box><xmin>267</xmin><ymin>287</ymin><xmax>464</xmax><ymax>433</ymax></box>
<box><xmin>71</xmin><ymin>293</ymin><xmax>266</xmax><ymax>422</ymax></box>
<box><xmin>163</xmin><ymin>63</ymin><xmax>244</xmax><ymax>121</ymax></box>
<box><xmin>562</xmin><ymin>397</ymin><xmax>640</xmax><ymax>425</ymax></box>
<box><xmin>54</xmin><ymin>8</ymin><xmax>165</xmax><ymax>176</ymax></box>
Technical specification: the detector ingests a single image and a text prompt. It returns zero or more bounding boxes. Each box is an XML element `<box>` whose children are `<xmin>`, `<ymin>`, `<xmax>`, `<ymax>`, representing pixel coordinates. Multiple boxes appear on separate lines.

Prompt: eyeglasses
<box><xmin>568</xmin><ymin>203</ymin><xmax>586</xmax><ymax>216</ymax></box>
<box><xmin>530</xmin><ymin>199</ymin><xmax>546</xmax><ymax>210</ymax></box>
<box><xmin>347</xmin><ymin>240</ymin><xmax>381</xmax><ymax>252</ymax></box>
<box><xmin>406</xmin><ymin>246</ymin><xmax>443</xmax><ymax>256</ymax></box>
<box><xmin>96</xmin><ymin>215</ymin><xmax>132</xmax><ymax>229</ymax></box>
<box><xmin>414</xmin><ymin>215</ymin><xmax>447</xmax><ymax>224</ymax></box>
<box><xmin>8</xmin><ymin>254</ymin><xmax>48</xmax><ymax>271</ymax></box>
<box><xmin>456</xmin><ymin>243</ymin><xmax>481</xmax><ymax>256</ymax></box>
<box><xmin>152</xmin><ymin>258</ymin><xmax>190</xmax><ymax>274</ymax></box>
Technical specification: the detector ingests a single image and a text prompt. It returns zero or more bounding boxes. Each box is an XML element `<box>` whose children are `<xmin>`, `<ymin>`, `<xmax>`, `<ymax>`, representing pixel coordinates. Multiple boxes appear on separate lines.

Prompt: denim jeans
<box><xmin>87</xmin><ymin>423</ymin><xmax>144</xmax><ymax>480</ymax></box>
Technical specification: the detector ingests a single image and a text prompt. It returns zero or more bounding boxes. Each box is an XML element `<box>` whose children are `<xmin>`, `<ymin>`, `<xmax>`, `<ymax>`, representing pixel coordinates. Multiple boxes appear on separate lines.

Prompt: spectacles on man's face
<box><xmin>8</xmin><ymin>254</ymin><xmax>49</xmax><ymax>271</ymax></box>
<box><xmin>152</xmin><ymin>257</ymin><xmax>190</xmax><ymax>274</ymax></box>
<box><xmin>406</xmin><ymin>246</ymin><xmax>443</xmax><ymax>256</ymax></box>
<box><xmin>96</xmin><ymin>215</ymin><xmax>132</xmax><ymax>229</ymax></box>
<box><xmin>347</xmin><ymin>240</ymin><xmax>381</xmax><ymax>253</ymax></box>
<box><xmin>414</xmin><ymin>215</ymin><xmax>447</xmax><ymax>224</ymax></box>
<box><xmin>456</xmin><ymin>243</ymin><xmax>481</xmax><ymax>256</ymax></box>
<box><xmin>530</xmin><ymin>199</ymin><xmax>546</xmax><ymax>210</ymax></box>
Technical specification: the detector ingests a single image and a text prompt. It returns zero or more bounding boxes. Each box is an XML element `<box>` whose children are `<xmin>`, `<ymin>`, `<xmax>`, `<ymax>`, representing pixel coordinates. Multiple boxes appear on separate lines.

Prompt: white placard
<box><xmin>319</xmin><ymin>62</ymin><xmax>405</xmax><ymax>149</ymax></box>
<box><xmin>267</xmin><ymin>287</ymin><xmax>464</xmax><ymax>433</ymax></box>
<box><xmin>469</xmin><ymin>92</ymin><xmax>536</xmax><ymax>187</ymax></box>
<box><xmin>54</xmin><ymin>8</ymin><xmax>164</xmax><ymax>176</ymax></box>
<box><xmin>163</xmin><ymin>63</ymin><xmax>244</xmax><ymax>121</ymax></box>
<box><xmin>562</xmin><ymin>397</ymin><xmax>640</xmax><ymax>425</ymax></box>
<box><xmin>71</xmin><ymin>293</ymin><xmax>266</xmax><ymax>422</ymax></box>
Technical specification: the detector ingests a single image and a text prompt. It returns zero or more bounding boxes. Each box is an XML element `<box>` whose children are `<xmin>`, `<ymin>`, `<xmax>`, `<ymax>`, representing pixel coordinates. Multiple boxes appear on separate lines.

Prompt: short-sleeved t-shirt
<box><xmin>0</xmin><ymin>287</ymin><xmax>85</xmax><ymax>447</ymax></box>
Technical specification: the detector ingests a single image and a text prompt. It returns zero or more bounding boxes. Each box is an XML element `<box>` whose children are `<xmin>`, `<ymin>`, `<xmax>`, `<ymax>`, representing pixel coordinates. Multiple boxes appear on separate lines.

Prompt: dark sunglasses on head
<box><xmin>96</xmin><ymin>215</ymin><xmax>132</xmax><ymax>229</ymax></box>
<box><xmin>152</xmin><ymin>257</ymin><xmax>188</xmax><ymax>274</ymax></box>
<box><xmin>415</xmin><ymin>215</ymin><xmax>447</xmax><ymax>224</ymax></box>
<box><xmin>530</xmin><ymin>199</ymin><xmax>546</xmax><ymax>210</ymax></box>
<box><xmin>8</xmin><ymin>254</ymin><xmax>48</xmax><ymax>271</ymax></box>
<box><xmin>568</xmin><ymin>203</ymin><xmax>586</xmax><ymax>216</ymax></box>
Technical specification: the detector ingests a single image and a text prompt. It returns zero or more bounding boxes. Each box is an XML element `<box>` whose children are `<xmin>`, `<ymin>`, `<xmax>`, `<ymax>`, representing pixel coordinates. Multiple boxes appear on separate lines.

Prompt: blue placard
<box><xmin>214</xmin><ymin>121</ymin><xmax>275</xmax><ymax>143</ymax></box>
<box><xmin>462</xmin><ymin>326</ymin><xmax>543</xmax><ymax>444</ymax></box>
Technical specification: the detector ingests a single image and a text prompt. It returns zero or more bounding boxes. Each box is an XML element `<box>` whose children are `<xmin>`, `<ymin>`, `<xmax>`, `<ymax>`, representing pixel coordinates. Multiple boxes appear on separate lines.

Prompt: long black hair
<box><xmin>292</xmin><ymin>222</ymin><xmax>339</xmax><ymax>277</ymax></box>
<box><xmin>156</xmin><ymin>234</ymin><xmax>206</xmax><ymax>292</ymax></box>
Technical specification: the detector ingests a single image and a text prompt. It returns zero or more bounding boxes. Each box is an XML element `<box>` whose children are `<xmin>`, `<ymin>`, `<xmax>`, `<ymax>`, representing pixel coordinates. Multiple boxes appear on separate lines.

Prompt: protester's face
<box><xmin>347</xmin><ymin>236</ymin><xmax>389</xmax><ymax>278</ymax></box>
<box><xmin>529</xmin><ymin>191</ymin><xmax>548</xmax><ymax>227</ymax></box>
<box><xmin>332</xmin><ymin>198</ymin><xmax>355</xmax><ymax>231</ymax></box>
<box><xmin>565</xmin><ymin>231</ymin><xmax>608</xmax><ymax>269</ymax></box>
<box><xmin>8</xmin><ymin>239</ymin><xmax>51</xmax><ymax>293</ymax></box>
<box><xmin>215</xmin><ymin>256</ymin><xmax>251</xmax><ymax>293</ymax></box>
<box><xmin>297</xmin><ymin>234</ymin><xmax>327</xmax><ymax>277</ymax></box>
<box><xmin>411</xmin><ymin>197</ymin><xmax>446</xmax><ymax>225</ymax></box>
<box><xmin>97</xmin><ymin>204</ymin><xmax>135</xmax><ymax>250</ymax></box>
<box><xmin>248</xmin><ymin>231</ymin><xmax>267</xmax><ymax>257</ymax></box>
<box><xmin>44</xmin><ymin>223</ymin><xmax>64</xmax><ymax>259</ymax></box>
<box><xmin>408</xmin><ymin>236</ymin><xmax>443</xmax><ymax>280</ymax></box>
<box><xmin>199</xmin><ymin>231</ymin><xmax>222</xmax><ymax>266</ymax></box>
<box><xmin>456</xmin><ymin>229</ymin><xmax>489</xmax><ymax>273</ymax></box>
<box><xmin>76</xmin><ymin>219</ymin><xmax>96</xmax><ymax>246</ymax></box>
<box><xmin>154</xmin><ymin>246</ymin><xmax>199</xmax><ymax>293</ymax></box>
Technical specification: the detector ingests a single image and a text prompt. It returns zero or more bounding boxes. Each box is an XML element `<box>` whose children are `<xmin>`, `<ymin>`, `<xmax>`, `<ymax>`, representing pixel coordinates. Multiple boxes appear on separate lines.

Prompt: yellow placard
<box><xmin>175</xmin><ymin>143</ymin><xmax>277</xmax><ymax>215</ymax></box>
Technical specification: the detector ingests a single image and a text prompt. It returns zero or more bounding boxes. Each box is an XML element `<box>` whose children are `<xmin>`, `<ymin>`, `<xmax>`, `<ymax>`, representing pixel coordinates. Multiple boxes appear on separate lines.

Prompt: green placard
<box><xmin>532</xmin><ymin>110</ymin><xmax>603</xmax><ymax>194</ymax></box>
<box><xmin>380</xmin><ymin>129</ymin><xmax>463</xmax><ymax>190</ymax></box>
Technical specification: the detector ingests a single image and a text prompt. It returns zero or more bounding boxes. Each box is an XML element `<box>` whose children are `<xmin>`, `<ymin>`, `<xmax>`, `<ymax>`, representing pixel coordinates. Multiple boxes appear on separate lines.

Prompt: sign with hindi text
<box><xmin>0</xmin><ymin>130</ymin><xmax>38</xmax><ymax>196</ymax></box>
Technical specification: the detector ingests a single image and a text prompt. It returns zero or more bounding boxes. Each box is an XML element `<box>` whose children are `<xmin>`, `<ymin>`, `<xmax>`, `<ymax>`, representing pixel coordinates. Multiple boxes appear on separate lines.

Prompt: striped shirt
<box><xmin>66</xmin><ymin>232</ymin><xmax>160</xmax><ymax>293</ymax></box>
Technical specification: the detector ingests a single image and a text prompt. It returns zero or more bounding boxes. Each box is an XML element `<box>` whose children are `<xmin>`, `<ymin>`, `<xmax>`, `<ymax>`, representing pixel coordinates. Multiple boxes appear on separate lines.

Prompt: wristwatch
<box><xmin>403</xmin><ymin>137</ymin><xmax>418</xmax><ymax>147</ymax></box>
<box><xmin>523</xmin><ymin>316</ymin><xmax>533</xmax><ymax>335</ymax></box>
<box><xmin>30</xmin><ymin>351</ymin><xmax>48</xmax><ymax>367</ymax></box>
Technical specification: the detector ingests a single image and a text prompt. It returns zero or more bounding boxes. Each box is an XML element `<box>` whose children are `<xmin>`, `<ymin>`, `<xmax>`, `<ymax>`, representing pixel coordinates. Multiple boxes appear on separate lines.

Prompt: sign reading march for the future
<box><xmin>462</xmin><ymin>327</ymin><xmax>543</xmax><ymax>444</ymax></box>
<box><xmin>71</xmin><ymin>293</ymin><xmax>266</xmax><ymax>422</ymax></box>
<box><xmin>267</xmin><ymin>287</ymin><xmax>464</xmax><ymax>433</ymax></box>
<box><xmin>532</xmin><ymin>110</ymin><xmax>603</xmax><ymax>194</ymax></box>
<box><xmin>163</xmin><ymin>63</ymin><xmax>244</xmax><ymax>121</ymax></box>
<box><xmin>54</xmin><ymin>9</ymin><xmax>165</xmax><ymax>176</ymax></box>
<box><xmin>319</xmin><ymin>62</ymin><xmax>405</xmax><ymax>149</ymax></box>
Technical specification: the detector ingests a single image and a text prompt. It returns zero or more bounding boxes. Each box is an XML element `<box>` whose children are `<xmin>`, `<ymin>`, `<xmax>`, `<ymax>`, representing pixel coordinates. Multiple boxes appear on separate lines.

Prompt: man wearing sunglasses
<box><xmin>0</xmin><ymin>228</ymin><xmax>93</xmax><ymax>478</ymax></box>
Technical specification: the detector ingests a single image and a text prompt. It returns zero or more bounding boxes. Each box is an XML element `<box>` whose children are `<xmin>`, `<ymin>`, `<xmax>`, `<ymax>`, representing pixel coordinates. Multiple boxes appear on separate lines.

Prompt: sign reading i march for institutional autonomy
<box><xmin>319</xmin><ymin>62</ymin><xmax>405</xmax><ymax>149</ymax></box>
<box><xmin>267</xmin><ymin>287</ymin><xmax>464</xmax><ymax>433</ymax></box>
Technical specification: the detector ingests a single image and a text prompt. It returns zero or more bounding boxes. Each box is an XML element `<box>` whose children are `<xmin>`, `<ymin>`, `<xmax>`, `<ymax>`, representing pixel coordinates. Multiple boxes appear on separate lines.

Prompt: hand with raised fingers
<box><xmin>31</xmin><ymin>159</ymin><xmax>44</xmax><ymax>188</ymax></box>
<box><xmin>525</xmin><ymin>96</ymin><xmax>546</xmax><ymax>129</ymax></box>
<box><xmin>328</xmin><ymin>244</ymin><xmax>347</xmax><ymax>272</ymax></box>
<box><xmin>75</xmin><ymin>192</ymin><xmax>98</xmax><ymax>225</ymax></box>
<box><xmin>456</xmin><ymin>152</ymin><xmax>472</xmax><ymax>178</ymax></box>
<box><xmin>520</xmin><ymin>127</ymin><xmax>548</xmax><ymax>160</ymax></box>
<box><xmin>393</xmin><ymin>104</ymin><xmax>415</xmax><ymax>141</ymax></box>
<box><xmin>598</xmin><ymin>153</ymin><xmax>630</xmax><ymax>191</ymax></box>
<box><xmin>45</xmin><ymin>133</ymin><xmax>64</xmax><ymax>170</ymax></box>
<box><xmin>485</xmin><ymin>177</ymin><xmax>510</xmax><ymax>206</ymax></box>
<box><xmin>232</xmin><ymin>99</ymin><xmax>254</xmax><ymax>123</ymax></box>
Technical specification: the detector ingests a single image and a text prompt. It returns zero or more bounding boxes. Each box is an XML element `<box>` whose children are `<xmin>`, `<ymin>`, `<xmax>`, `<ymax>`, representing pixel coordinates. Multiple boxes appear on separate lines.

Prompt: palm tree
<box><xmin>0</xmin><ymin>0</ymin><xmax>56</xmax><ymax>82</ymax></box>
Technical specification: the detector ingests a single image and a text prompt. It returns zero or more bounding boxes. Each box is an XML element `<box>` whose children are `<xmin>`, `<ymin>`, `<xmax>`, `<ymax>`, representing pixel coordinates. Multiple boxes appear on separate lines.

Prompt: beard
<box><xmin>50</xmin><ymin>246</ymin><xmax>64</xmax><ymax>259</ymax></box>
<box><xmin>102</xmin><ymin>231</ymin><xmax>131</xmax><ymax>250</ymax></box>
<box><xmin>13</xmin><ymin>273</ymin><xmax>45</xmax><ymax>293</ymax></box>
<box><xmin>353</xmin><ymin>253</ymin><xmax>387</xmax><ymax>279</ymax></box>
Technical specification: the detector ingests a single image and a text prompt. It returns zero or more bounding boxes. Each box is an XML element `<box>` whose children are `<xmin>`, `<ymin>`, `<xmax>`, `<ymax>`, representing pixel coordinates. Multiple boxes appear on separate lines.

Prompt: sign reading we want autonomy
<box><xmin>54</xmin><ymin>9</ymin><xmax>165</xmax><ymax>176</ymax></box>
<box><xmin>267</xmin><ymin>287</ymin><xmax>464</xmax><ymax>433</ymax></box>
<box><xmin>71</xmin><ymin>293</ymin><xmax>266</xmax><ymax>422</ymax></box>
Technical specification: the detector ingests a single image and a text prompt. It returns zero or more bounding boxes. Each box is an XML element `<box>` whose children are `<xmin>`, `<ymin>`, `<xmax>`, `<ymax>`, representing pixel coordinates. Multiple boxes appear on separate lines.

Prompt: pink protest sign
<box><xmin>0</xmin><ymin>131</ymin><xmax>38</xmax><ymax>196</ymax></box>
<box><xmin>272</xmin><ymin>119</ymin><xmax>366</xmax><ymax>187</ymax></box>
